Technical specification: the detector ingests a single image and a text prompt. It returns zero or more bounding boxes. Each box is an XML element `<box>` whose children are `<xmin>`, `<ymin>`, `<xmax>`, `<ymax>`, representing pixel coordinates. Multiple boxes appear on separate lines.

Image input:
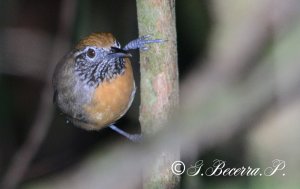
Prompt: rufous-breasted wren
<box><xmin>52</xmin><ymin>33</ymin><xmax>163</xmax><ymax>141</ymax></box>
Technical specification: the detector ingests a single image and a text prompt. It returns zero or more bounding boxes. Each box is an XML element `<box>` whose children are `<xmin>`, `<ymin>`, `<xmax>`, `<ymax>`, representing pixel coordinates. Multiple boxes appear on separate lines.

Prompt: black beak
<box><xmin>107</xmin><ymin>47</ymin><xmax>132</xmax><ymax>58</ymax></box>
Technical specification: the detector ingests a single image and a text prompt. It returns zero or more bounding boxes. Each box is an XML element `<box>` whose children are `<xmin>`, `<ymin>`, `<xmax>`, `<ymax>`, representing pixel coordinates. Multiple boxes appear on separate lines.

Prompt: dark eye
<box><xmin>87</xmin><ymin>48</ymin><xmax>95</xmax><ymax>58</ymax></box>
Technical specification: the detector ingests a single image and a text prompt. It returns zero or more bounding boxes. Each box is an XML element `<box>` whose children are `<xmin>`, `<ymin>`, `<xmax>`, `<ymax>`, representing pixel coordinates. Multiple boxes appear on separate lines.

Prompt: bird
<box><xmin>52</xmin><ymin>32</ymin><xmax>163</xmax><ymax>141</ymax></box>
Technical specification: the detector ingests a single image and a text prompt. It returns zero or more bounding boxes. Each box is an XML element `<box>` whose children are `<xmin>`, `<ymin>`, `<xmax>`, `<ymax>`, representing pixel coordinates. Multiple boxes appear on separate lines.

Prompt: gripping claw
<box><xmin>109</xmin><ymin>124</ymin><xmax>143</xmax><ymax>142</ymax></box>
<box><xmin>123</xmin><ymin>35</ymin><xmax>165</xmax><ymax>51</ymax></box>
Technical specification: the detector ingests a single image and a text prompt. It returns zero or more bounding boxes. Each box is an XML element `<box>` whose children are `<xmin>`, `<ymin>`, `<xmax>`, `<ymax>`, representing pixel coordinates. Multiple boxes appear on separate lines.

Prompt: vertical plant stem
<box><xmin>136</xmin><ymin>0</ymin><xmax>180</xmax><ymax>188</ymax></box>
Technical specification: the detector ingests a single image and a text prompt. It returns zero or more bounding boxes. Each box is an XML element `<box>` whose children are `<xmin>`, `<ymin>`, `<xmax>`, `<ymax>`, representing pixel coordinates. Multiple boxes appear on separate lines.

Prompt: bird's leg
<box><xmin>123</xmin><ymin>35</ymin><xmax>165</xmax><ymax>51</ymax></box>
<box><xmin>109</xmin><ymin>125</ymin><xmax>143</xmax><ymax>142</ymax></box>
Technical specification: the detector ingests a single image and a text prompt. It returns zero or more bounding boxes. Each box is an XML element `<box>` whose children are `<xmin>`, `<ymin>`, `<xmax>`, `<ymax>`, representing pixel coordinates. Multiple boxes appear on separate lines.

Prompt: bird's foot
<box><xmin>123</xmin><ymin>35</ymin><xmax>165</xmax><ymax>51</ymax></box>
<box><xmin>109</xmin><ymin>125</ymin><xmax>143</xmax><ymax>142</ymax></box>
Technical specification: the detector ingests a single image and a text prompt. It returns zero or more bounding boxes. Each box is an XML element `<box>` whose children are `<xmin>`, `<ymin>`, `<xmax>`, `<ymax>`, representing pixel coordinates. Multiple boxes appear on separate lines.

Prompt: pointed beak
<box><xmin>107</xmin><ymin>47</ymin><xmax>132</xmax><ymax>58</ymax></box>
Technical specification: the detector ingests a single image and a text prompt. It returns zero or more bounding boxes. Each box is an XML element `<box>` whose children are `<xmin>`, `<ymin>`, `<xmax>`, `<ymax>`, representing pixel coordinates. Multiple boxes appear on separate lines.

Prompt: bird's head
<box><xmin>72</xmin><ymin>33</ymin><xmax>131</xmax><ymax>87</ymax></box>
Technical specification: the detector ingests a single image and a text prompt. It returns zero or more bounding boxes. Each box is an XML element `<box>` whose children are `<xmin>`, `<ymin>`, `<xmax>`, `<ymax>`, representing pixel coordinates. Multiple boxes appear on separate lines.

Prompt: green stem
<box><xmin>136</xmin><ymin>0</ymin><xmax>180</xmax><ymax>188</ymax></box>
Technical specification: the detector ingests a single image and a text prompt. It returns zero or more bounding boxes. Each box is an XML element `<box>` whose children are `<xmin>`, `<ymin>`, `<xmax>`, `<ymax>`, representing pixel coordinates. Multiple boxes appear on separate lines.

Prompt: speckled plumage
<box><xmin>53</xmin><ymin>32</ymin><xmax>163</xmax><ymax>140</ymax></box>
<box><xmin>53</xmin><ymin>33</ymin><xmax>135</xmax><ymax>130</ymax></box>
